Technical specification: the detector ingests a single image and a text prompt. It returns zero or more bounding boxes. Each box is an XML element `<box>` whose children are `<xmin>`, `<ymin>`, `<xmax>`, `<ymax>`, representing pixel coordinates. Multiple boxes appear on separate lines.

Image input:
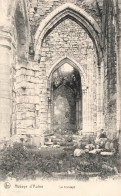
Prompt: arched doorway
<box><xmin>35</xmin><ymin>3</ymin><xmax>103</xmax><ymax>134</ymax></box>
<box><xmin>51</xmin><ymin>63</ymin><xmax>82</xmax><ymax>134</ymax></box>
<box><xmin>47</xmin><ymin>57</ymin><xmax>88</xmax><ymax>134</ymax></box>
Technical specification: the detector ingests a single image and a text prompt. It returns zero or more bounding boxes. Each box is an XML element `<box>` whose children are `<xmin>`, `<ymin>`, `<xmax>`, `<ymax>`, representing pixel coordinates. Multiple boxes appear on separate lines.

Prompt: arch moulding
<box><xmin>47</xmin><ymin>56</ymin><xmax>88</xmax><ymax>91</ymax></box>
<box><xmin>7</xmin><ymin>0</ymin><xmax>30</xmax><ymax>48</ymax></box>
<box><xmin>34</xmin><ymin>3</ymin><xmax>102</xmax><ymax>60</ymax></box>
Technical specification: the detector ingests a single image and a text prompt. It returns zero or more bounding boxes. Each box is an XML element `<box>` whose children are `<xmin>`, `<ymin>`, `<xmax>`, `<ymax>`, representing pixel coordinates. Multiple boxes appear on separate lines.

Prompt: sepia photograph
<box><xmin>0</xmin><ymin>0</ymin><xmax>121</xmax><ymax>195</ymax></box>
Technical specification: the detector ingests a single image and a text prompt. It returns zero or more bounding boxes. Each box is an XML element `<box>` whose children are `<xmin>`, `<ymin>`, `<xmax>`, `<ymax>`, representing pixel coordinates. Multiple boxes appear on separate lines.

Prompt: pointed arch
<box><xmin>14</xmin><ymin>0</ymin><xmax>30</xmax><ymax>59</ymax></box>
<box><xmin>47</xmin><ymin>56</ymin><xmax>87</xmax><ymax>91</ymax></box>
<box><xmin>34</xmin><ymin>3</ymin><xmax>102</xmax><ymax>60</ymax></box>
<box><xmin>10</xmin><ymin>0</ymin><xmax>29</xmax><ymax>31</ymax></box>
<box><xmin>9</xmin><ymin>0</ymin><xmax>30</xmax><ymax>57</ymax></box>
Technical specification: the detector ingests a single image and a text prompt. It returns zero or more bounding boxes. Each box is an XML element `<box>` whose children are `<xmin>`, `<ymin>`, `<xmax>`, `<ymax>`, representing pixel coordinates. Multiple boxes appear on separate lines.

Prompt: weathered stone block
<box><xmin>17</xmin><ymin>112</ymin><xmax>35</xmax><ymax>120</ymax></box>
<box><xmin>16</xmin><ymin>104</ymin><xmax>35</xmax><ymax>112</ymax></box>
<box><xmin>16</xmin><ymin>119</ymin><xmax>35</xmax><ymax>129</ymax></box>
<box><xmin>25</xmin><ymin>76</ymin><xmax>40</xmax><ymax>84</ymax></box>
<box><xmin>16</xmin><ymin>96</ymin><xmax>39</xmax><ymax>104</ymax></box>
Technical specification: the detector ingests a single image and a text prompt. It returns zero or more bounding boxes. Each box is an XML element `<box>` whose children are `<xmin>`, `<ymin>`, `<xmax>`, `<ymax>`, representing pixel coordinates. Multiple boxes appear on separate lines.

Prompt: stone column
<box><xmin>47</xmin><ymin>78</ymin><xmax>54</xmax><ymax>132</ymax></box>
<box><xmin>116</xmin><ymin>2</ymin><xmax>121</xmax><ymax>134</ymax></box>
<box><xmin>82</xmin><ymin>89</ymin><xmax>88</xmax><ymax>132</ymax></box>
<box><xmin>47</xmin><ymin>90</ymin><xmax>51</xmax><ymax>132</ymax></box>
<box><xmin>0</xmin><ymin>31</ymin><xmax>12</xmax><ymax>139</ymax></box>
<box><xmin>100</xmin><ymin>61</ymin><xmax>104</xmax><ymax>129</ymax></box>
<box><xmin>96</xmin><ymin>68</ymin><xmax>102</xmax><ymax>131</ymax></box>
<box><xmin>79</xmin><ymin>98</ymin><xmax>82</xmax><ymax>130</ymax></box>
<box><xmin>117</xmin><ymin>2</ymin><xmax>121</xmax><ymax>171</ymax></box>
<box><xmin>76</xmin><ymin>99</ymin><xmax>79</xmax><ymax>130</ymax></box>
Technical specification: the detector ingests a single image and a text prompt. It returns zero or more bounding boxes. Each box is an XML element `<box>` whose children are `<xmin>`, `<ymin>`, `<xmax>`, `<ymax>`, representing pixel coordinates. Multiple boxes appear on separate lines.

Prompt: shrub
<box><xmin>0</xmin><ymin>143</ymin><xmax>57</xmax><ymax>180</ymax></box>
<box><xmin>0</xmin><ymin>143</ymin><xmax>68</xmax><ymax>180</ymax></box>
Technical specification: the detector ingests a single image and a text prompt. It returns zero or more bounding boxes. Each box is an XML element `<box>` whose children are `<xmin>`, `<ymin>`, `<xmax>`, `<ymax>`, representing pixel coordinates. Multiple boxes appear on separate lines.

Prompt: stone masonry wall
<box><xmin>102</xmin><ymin>0</ymin><xmax>117</xmax><ymax>138</ymax></box>
<box><xmin>15</xmin><ymin>60</ymin><xmax>42</xmax><ymax>135</ymax></box>
<box><xmin>9</xmin><ymin>0</ymin><xmax>100</xmax><ymax>136</ymax></box>
<box><xmin>29</xmin><ymin>0</ymin><xmax>102</xmax><ymax>36</ymax></box>
<box><xmin>0</xmin><ymin>0</ymin><xmax>120</xmax><ymax>143</ymax></box>
<box><xmin>39</xmin><ymin>17</ymin><xmax>98</xmax><ymax>132</ymax></box>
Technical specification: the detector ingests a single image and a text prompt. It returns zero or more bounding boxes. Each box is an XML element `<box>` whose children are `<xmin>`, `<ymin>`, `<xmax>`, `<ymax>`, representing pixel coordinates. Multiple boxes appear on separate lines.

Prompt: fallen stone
<box><xmin>110</xmin><ymin>142</ymin><xmax>114</xmax><ymax>150</ymax></box>
<box><xmin>84</xmin><ymin>149</ymin><xmax>89</xmax><ymax>153</ymax></box>
<box><xmin>41</xmin><ymin>145</ymin><xmax>48</xmax><ymax>148</ymax></box>
<box><xmin>95</xmin><ymin>138</ymin><xmax>107</xmax><ymax>148</ymax></box>
<box><xmin>44</xmin><ymin>142</ymin><xmax>53</xmax><ymax>146</ymax></box>
<box><xmin>89</xmin><ymin>149</ymin><xmax>97</xmax><ymax>154</ymax></box>
<box><xmin>89</xmin><ymin>148</ymin><xmax>103</xmax><ymax>154</ymax></box>
<box><xmin>85</xmin><ymin>144</ymin><xmax>95</xmax><ymax>150</ymax></box>
<box><xmin>95</xmin><ymin>149</ymin><xmax>103</xmax><ymax>153</ymax></box>
<box><xmin>100</xmin><ymin>152</ymin><xmax>114</xmax><ymax>156</ymax></box>
<box><xmin>105</xmin><ymin>141</ymin><xmax>111</xmax><ymax>150</ymax></box>
<box><xmin>74</xmin><ymin>149</ymin><xmax>85</xmax><ymax>157</ymax></box>
<box><xmin>51</xmin><ymin>136</ymin><xmax>56</xmax><ymax>139</ymax></box>
<box><xmin>53</xmin><ymin>145</ymin><xmax>60</xmax><ymax>148</ymax></box>
<box><xmin>102</xmin><ymin>164</ymin><xmax>113</xmax><ymax>172</ymax></box>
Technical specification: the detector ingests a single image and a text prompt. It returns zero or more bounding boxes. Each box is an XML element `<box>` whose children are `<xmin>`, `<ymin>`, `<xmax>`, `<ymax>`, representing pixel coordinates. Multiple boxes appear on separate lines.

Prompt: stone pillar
<box><xmin>116</xmin><ymin>2</ymin><xmax>121</xmax><ymax>134</ymax></box>
<box><xmin>117</xmin><ymin>1</ymin><xmax>121</xmax><ymax>170</ymax></box>
<box><xmin>100</xmin><ymin>61</ymin><xmax>104</xmax><ymax>129</ymax></box>
<box><xmin>47</xmin><ymin>80</ymin><xmax>53</xmax><ymax>132</ymax></box>
<box><xmin>47</xmin><ymin>93</ymin><xmax>51</xmax><ymax>132</ymax></box>
<box><xmin>96</xmin><ymin>68</ymin><xmax>102</xmax><ymax>131</ymax></box>
<box><xmin>0</xmin><ymin>31</ymin><xmax>12</xmax><ymax>139</ymax></box>
<box><xmin>95</xmin><ymin>60</ymin><xmax>105</xmax><ymax>132</ymax></box>
<box><xmin>82</xmin><ymin>89</ymin><xmax>88</xmax><ymax>132</ymax></box>
<box><xmin>76</xmin><ymin>99</ymin><xmax>79</xmax><ymax>130</ymax></box>
<box><xmin>79</xmin><ymin>98</ymin><xmax>82</xmax><ymax>130</ymax></box>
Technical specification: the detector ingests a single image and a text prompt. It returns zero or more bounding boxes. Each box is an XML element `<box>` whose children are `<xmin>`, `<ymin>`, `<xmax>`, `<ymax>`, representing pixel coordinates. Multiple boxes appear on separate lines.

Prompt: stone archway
<box><xmin>47</xmin><ymin>57</ymin><xmax>88</xmax><ymax>133</ymax></box>
<box><xmin>35</xmin><ymin>3</ymin><xmax>103</xmax><ymax>134</ymax></box>
<box><xmin>34</xmin><ymin>3</ymin><xmax>102</xmax><ymax>61</ymax></box>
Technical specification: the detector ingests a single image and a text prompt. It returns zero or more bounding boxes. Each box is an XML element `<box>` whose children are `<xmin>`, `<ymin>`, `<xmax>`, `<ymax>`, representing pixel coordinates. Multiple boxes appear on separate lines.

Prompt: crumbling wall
<box><xmin>39</xmin><ymin>17</ymin><xmax>98</xmax><ymax>132</ymax></box>
<box><xmin>29</xmin><ymin>0</ymin><xmax>102</xmax><ymax>36</ymax></box>
<box><xmin>102</xmin><ymin>0</ymin><xmax>118</xmax><ymax>138</ymax></box>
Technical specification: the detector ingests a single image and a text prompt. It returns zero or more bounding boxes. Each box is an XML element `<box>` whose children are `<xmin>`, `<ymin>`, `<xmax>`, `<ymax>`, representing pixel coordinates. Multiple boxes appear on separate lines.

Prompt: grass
<box><xmin>0</xmin><ymin>143</ymin><xmax>119</xmax><ymax>181</ymax></box>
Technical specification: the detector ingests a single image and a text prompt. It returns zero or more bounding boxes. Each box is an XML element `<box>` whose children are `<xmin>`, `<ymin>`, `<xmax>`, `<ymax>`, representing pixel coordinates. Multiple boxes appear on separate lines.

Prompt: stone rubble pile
<box><xmin>0</xmin><ymin>129</ymin><xmax>119</xmax><ymax>159</ymax></box>
<box><xmin>74</xmin><ymin>129</ymin><xmax>118</xmax><ymax>157</ymax></box>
